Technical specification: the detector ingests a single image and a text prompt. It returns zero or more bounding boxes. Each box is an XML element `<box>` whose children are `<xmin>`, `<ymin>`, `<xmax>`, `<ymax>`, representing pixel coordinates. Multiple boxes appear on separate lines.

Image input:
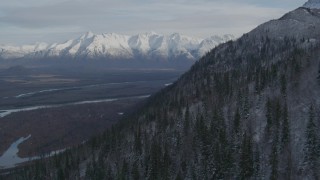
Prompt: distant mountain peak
<box><xmin>303</xmin><ymin>0</ymin><xmax>320</xmax><ymax>9</ymax></box>
<box><xmin>0</xmin><ymin>32</ymin><xmax>235</xmax><ymax>61</ymax></box>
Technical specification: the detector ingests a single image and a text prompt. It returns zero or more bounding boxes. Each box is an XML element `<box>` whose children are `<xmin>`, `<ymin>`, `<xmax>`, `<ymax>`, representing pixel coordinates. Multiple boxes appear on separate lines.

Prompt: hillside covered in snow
<box><xmin>303</xmin><ymin>0</ymin><xmax>320</xmax><ymax>9</ymax></box>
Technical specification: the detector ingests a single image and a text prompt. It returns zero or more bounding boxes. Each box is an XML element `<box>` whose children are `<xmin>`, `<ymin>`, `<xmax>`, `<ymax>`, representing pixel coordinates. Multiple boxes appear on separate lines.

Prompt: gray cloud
<box><xmin>0</xmin><ymin>0</ymin><xmax>307</xmax><ymax>45</ymax></box>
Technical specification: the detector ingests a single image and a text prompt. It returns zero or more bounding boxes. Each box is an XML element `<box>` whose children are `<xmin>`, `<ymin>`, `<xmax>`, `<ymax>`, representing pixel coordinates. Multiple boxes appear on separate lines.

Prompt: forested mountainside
<box><xmin>2</xmin><ymin>7</ymin><xmax>320</xmax><ymax>180</ymax></box>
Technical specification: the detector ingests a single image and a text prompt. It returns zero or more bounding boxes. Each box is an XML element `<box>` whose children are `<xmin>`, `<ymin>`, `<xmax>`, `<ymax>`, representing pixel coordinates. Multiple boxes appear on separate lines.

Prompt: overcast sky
<box><xmin>0</xmin><ymin>0</ymin><xmax>306</xmax><ymax>45</ymax></box>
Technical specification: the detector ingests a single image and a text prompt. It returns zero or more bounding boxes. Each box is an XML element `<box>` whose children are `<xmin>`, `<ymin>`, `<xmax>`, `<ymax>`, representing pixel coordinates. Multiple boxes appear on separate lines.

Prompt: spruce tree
<box><xmin>266</xmin><ymin>98</ymin><xmax>272</xmax><ymax>133</ymax></box>
<box><xmin>281</xmin><ymin>103</ymin><xmax>290</xmax><ymax>148</ymax></box>
<box><xmin>280</xmin><ymin>74</ymin><xmax>287</xmax><ymax>96</ymax></box>
<box><xmin>132</xmin><ymin>162</ymin><xmax>140</xmax><ymax>180</ymax></box>
<box><xmin>304</xmin><ymin>105</ymin><xmax>319</xmax><ymax>178</ymax></box>
<box><xmin>234</xmin><ymin>108</ymin><xmax>241</xmax><ymax>134</ymax></box>
<box><xmin>269</xmin><ymin>141</ymin><xmax>278</xmax><ymax>180</ymax></box>
<box><xmin>134</xmin><ymin>126</ymin><xmax>142</xmax><ymax>154</ymax></box>
<box><xmin>254</xmin><ymin>148</ymin><xmax>261</xmax><ymax>178</ymax></box>
<box><xmin>150</xmin><ymin>140</ymin><xmax>161</xmax><ymax>180</ymax></box>
<box><xmin>239</xmin><ymin>133</ymin><xmax>254</xmax><ymax>179</ymax></box>
<box><xmin>184</xmin><ymin>105</ymin><xmax>190</xmax><ymax>135</ymax></box>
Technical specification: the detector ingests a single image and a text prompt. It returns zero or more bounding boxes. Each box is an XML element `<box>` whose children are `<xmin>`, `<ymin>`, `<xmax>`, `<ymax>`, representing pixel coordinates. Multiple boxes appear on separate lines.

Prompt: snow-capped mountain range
<box><xmin>303</xmin><ymin>0</ymin><xmax>320</xmax><ymax>9</ymax></box>
<box><xmin>0</xmin><ymin>32</ymin><xmax>234</xmax><ymax>61</ymax></box>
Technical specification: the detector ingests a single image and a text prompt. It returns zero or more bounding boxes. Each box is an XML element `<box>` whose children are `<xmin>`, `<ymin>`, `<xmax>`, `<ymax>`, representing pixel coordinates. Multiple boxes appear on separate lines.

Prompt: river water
<box><xmin>0</xmin><ymin>94</ymin><xmax>150</xmax><ymax>118</ymax></box>
<box><xmin>14</xmin><ymin>81</ymin><xmax>150</xmax><ymax>98</ymax></box>
<box><xmin>0</xmin><ymin>135</ymin><xmax>32</xmax><ymax>169</ymax></box>
<box><xmin>0</xmin><ymin>135</ymin><xmax>67</xmax><ymax>169</ymax></box>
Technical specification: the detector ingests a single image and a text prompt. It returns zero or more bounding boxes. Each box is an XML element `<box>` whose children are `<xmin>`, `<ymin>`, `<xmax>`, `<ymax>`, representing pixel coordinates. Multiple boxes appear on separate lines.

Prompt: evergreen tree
<box><xmin>162</xmin><ymin>146</ymin><xmax>171</xmax><ymax>180</ymax></box>
<box><xmin>281</xmin><ymin>103</ymin><xmax>290</xmax><ymax>148</ymax></box>
<box><xmin>239</xmin><ymin>133</ymin><xmax>254</xmax><ymax>179</ymax></box>
<box><xmin>233</xmin><ymin>108</ymin><xmax>241</xmax><ymax>134</ymax></box>
<box><xmin>150</xmin><ymin>140</ymin><xmax>162</xmax><ymax>180</ymax></box>
<box><xmin>317</xmin><ymin>63</ymin><xmax>320</xmax><ymax>84</ymax></box>
<box><xmin>57</xmin><ymin>167</ymin><xmax>65</xmax><ymax>180</ymax></box>
<box><xmin>214</xmin><ymin>109</ymin><xmax>233</xmax><ymax>178</ymax></box>
<box><xmin>269</xmin><ymin>141</ymin><xmax>278</xmax><ymax>180</ymax></box>
<box><xmin>280</xmin><ymin>74</ymin><xmax>287</xmax><ymax>96</ymax></box>
<box><xmin>266</xmin><ymin>98</ymin><xmax>272</xmax><ymax>133</ymax></box>
<box><xmin>176</xmin><ymin>171</ymin><xmax>183</xmax><ymax>180</ymax></box>
<box><xmin>243</xmin><ymin>93</ymin><xmax>250</xmax><ymax>120</ymax></box>
<box><xmin>281</xmin><ymin>103</ymin><xmax>293</xmax><ymax>179</ymax></box>
<box><xmin>106</xmin><ymin>165</ymin><xmax>114</xmax><ymax>180</ymax></box>
<box><xmin>304</xmin><ymin>105</ymin><xmax>319</xmax><ymax>179</ymax></box>
<box><xmin>120</xmin><ymin>160</ymin><xmax>128</xmax><ymax>180</ymax></box>
<box><xmin>274</xmin><ymin>100</ymin><xmax>281</xmax><ymax>129</ymax></box>
<box><xmin>254</xmin><ymin>148</ymin><xmax>261</xmax><ymax>178</ymax></box>
<box><xmin>132</xmin><ymin>162</ymin><xmax>140</xmax><ymax>180</ymax></box>
<box><xmin>134</xmin><ymin>126</ymin><xmax>142</xmax><ymax>154</ymax></box>
<box><xmin>184</xmin><ymin>105</ymin><xmax>190</xmax><ymax>135</ymax></box>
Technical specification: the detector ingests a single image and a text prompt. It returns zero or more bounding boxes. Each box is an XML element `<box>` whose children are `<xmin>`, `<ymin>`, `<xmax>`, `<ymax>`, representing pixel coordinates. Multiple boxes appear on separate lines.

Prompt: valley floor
<box><xmin>0</xmin><ymin>67</ymin><xmax>182</xmax><ymax>168</ymax></box>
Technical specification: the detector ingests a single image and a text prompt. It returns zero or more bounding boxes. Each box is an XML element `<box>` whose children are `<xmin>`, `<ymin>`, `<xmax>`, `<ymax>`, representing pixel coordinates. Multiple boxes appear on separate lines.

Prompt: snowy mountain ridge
<box><xmin>0</xmin><ymin>32</ymin><xmax>234</xmax><ymax>61</ymax></box>
<box><xmin>303</xmin><ymin>0</ymin><xmax>320</xmax><ymax>9</ymax></box>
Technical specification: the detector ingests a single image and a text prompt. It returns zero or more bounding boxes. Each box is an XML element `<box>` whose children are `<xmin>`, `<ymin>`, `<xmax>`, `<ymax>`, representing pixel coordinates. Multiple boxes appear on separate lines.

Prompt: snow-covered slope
<box><xmin>303</xmin><ymin>0</ymin><xmax>320</xmax><ymax>9</ymax></box>
<box><xmin>198</xmin><ymin>35</ymin><xmax>234</xmax><ymax>56</ymax></box>
<box><xmin>0</xmin><ymin>43</ymin><xmax>48</xmax><ymax>59</ymax></box>
<box><xmin>0</xmin><ymin>32</ymin><xmax>234</xmax><ymax>61</ymax></box>
<box><xmin>249</xmin><ymin>7</ymin><xmax>320</xmax><ymax>40</ymax></box>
